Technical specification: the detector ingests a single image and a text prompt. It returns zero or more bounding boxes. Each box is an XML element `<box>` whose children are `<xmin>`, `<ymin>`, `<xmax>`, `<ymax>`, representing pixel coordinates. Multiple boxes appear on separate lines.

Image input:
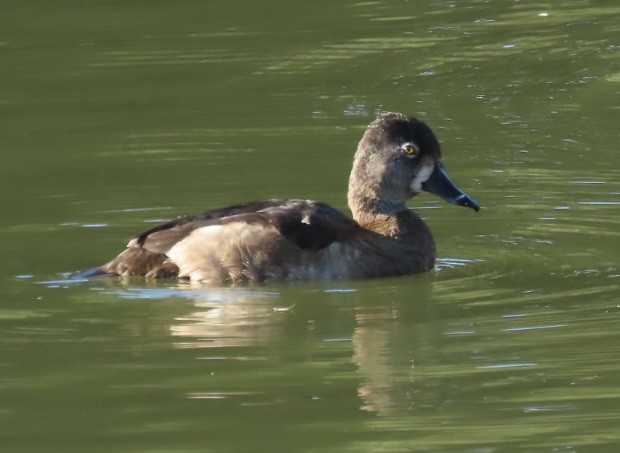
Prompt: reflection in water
<box><xmin>108</xmin><ymin>285</ymin><xmax>285</xmax><ymax>349</ymax></box>
<box><xmin>170</xmin><ymin>290</ymin><xmax>284</xmax><ymax>349</ymax></box>
<box><xmin>353</xmin><ymin>312</ymin><xmax>411</xmax><ymax>416</ymax></box>
<box><xmin>135</xmin><ymin>280</ymin><xmax>440</xmax><ymax>415</ymax></box>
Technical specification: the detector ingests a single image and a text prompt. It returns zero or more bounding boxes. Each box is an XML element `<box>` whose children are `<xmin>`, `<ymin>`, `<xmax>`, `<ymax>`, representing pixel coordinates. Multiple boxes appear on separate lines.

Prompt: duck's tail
<box><xmin>69</xmin><ymin>266</ymin><xmax>109</xmax><ymax>280</ymax></box>
<box><xmin>70</xmin><ymin>247</ymin><xmax>179</xmax><ymax>280</ymax></box>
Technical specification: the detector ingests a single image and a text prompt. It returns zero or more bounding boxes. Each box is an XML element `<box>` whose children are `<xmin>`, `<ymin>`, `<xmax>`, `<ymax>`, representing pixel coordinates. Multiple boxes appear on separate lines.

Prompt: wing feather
<box><xmin>138</xmin><ymin>199</ymin><xmax>359</xmax><ymax>254</ymax></box>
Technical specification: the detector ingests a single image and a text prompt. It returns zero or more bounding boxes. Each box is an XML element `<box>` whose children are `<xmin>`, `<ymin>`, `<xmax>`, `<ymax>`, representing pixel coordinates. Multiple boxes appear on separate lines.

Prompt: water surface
<box><xmin>1</xmin><ymin>0</ymin><xmax>619</xmax><ymax>451</ymax></box>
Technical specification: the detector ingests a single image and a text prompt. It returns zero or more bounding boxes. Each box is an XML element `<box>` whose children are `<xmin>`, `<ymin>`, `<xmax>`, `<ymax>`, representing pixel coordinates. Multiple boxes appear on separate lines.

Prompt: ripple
<box><xmin>435</xmin><ymin>257</ymin><xmax>481</xmax><ymax>270</ymax></box>
<box><xmin>109</xmin><ymin>286</ymin><xmax>279</xmax><ymax>303</ymax></box>
<box><xmin>477</xmin><ymin>362</ymin><xmax>537</xmax><ymax>369</ymax></box>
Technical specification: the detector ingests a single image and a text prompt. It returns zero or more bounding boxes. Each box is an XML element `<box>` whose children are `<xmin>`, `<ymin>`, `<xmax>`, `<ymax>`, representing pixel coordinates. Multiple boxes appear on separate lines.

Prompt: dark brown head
<box><xmin>347</xmin><ymin>112</ymin><xmax>480</xmax><ymax>218</ymax></box>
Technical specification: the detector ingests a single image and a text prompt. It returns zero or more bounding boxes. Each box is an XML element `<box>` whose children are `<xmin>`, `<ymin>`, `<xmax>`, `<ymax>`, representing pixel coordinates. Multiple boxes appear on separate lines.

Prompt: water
<box><xmin>2</xmin><ymin>0</ymin><xmax>619</xmax><ymax>451</ymax></box>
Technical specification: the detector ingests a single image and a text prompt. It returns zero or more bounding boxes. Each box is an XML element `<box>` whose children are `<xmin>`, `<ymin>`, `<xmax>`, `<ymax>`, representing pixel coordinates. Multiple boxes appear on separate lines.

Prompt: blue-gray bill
<box><xmin>422</xmin><ymin>163</ymin><xmax>481</xmax><ymax>212</ymax></box>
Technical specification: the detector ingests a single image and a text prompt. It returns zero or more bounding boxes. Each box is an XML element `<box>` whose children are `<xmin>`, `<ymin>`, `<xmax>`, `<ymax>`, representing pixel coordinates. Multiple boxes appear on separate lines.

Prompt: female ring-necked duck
<box><xmin>84</xmin><ymin>112</ymin><xmax>480</xmax><ymax>284</ymax></box>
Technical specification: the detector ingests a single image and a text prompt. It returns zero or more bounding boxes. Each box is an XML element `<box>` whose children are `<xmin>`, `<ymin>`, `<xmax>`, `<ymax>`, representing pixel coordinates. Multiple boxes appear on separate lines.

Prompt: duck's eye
<box><xmin>402</xmin><ymin>144</ymin><xmax>419</xmax><ymax>156</ymax></box>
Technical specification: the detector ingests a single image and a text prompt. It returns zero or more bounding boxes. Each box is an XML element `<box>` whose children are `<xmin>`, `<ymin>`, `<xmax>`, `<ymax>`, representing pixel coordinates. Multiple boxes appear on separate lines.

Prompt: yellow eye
<box><xmin>402</xmin><ymin>144</ymin><xmax>418</xmax><ymax>156</ymax></box>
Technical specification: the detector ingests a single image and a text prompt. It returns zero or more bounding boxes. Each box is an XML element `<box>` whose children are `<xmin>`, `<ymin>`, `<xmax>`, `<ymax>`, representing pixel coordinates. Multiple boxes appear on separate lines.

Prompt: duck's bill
<box><xmin>422</xmin><ymin>163</ymin><xmax>480</xmax><ymax>212</ymax></box>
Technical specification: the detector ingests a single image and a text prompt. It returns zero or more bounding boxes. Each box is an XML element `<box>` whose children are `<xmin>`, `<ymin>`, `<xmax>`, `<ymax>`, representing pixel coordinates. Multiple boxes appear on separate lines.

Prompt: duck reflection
<box><xmin>353</xmin><ymin>311</ymin><xmax>407</xmax><ymax>414</ymax></box>
<box><xmin>352</xmin><ymin>305</ymin><xmax>442</xmax><ymax>415</ymax></box>
<box><xmin>168</xmin><ymin>288</ymin><xmax>286</xmax><ymax>349</ymax></box>
<box><xmin>162</xmin><ymin>281</ymin><xmax>439</xmax><ymax>415</ymax></box>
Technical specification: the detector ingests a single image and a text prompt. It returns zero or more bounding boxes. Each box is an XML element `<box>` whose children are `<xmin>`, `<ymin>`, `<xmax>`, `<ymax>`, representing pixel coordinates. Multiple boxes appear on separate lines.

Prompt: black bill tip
<box><xmin>453</xmin><ymin>193</ymin><xmax>481</xmax><ymax>212</ymax></box>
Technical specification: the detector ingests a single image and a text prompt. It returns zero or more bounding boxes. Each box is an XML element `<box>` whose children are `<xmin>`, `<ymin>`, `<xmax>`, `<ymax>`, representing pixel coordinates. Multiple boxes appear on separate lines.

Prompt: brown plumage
<box><xmin>80</xmin><ymin>113</ymin><xmax>480</xmax><ymax>284</ymax></box>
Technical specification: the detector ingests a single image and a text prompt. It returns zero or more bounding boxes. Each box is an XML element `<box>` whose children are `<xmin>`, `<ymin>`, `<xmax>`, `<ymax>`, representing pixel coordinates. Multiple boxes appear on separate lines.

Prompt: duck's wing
<box><xmin>98</xmin><ymin>199</ymin><xmax>360</xmax><ymax>279</ymax></box>
<box><xmin>139</xmin><ymin>199</ymin><xmax>359</xmax><ymax>255</ymax></box>
<box><xmin>133</xmin><ymin>199</ymin><xmax>290</xmax><ymax>249</ymax></box>
<box><xmin>96</xmin><ymin>200</ymin><xmax>287</xmax><ymax>278</ymax></box>
<box><xmin>264</xmin><ymin>200</ymin><xmax>360</xmax><ymax>250</ymax></box>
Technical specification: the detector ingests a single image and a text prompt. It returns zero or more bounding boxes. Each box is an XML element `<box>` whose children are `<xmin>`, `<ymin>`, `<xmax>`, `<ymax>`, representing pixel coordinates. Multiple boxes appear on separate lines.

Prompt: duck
<box><xmin>82</xmin><ymin>112</ymin><xmax>480</xmax><ymax>284</ymax></box>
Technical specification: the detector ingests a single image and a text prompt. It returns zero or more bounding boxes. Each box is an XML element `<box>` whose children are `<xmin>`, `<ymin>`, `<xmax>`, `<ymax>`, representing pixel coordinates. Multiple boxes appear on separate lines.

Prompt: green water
<box><xmin>2</xmin><ymin>1</ymin><xmax>619</xmax><ymax>451</ymax></box>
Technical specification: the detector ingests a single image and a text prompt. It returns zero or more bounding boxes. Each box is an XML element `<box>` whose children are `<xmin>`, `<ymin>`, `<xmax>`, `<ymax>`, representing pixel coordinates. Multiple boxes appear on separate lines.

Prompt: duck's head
<box><xmin>348</xmin><ymin>112</ymin><xmax>480</xmax><ymax>215</ymax></box>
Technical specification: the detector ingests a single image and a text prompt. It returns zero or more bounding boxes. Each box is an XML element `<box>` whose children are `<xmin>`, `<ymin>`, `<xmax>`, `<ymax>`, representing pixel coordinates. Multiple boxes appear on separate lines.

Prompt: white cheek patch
<box><xmin>410</xmin><ymin>162</ymin><xmax>435</xmax><ymax>193</ymax></box>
